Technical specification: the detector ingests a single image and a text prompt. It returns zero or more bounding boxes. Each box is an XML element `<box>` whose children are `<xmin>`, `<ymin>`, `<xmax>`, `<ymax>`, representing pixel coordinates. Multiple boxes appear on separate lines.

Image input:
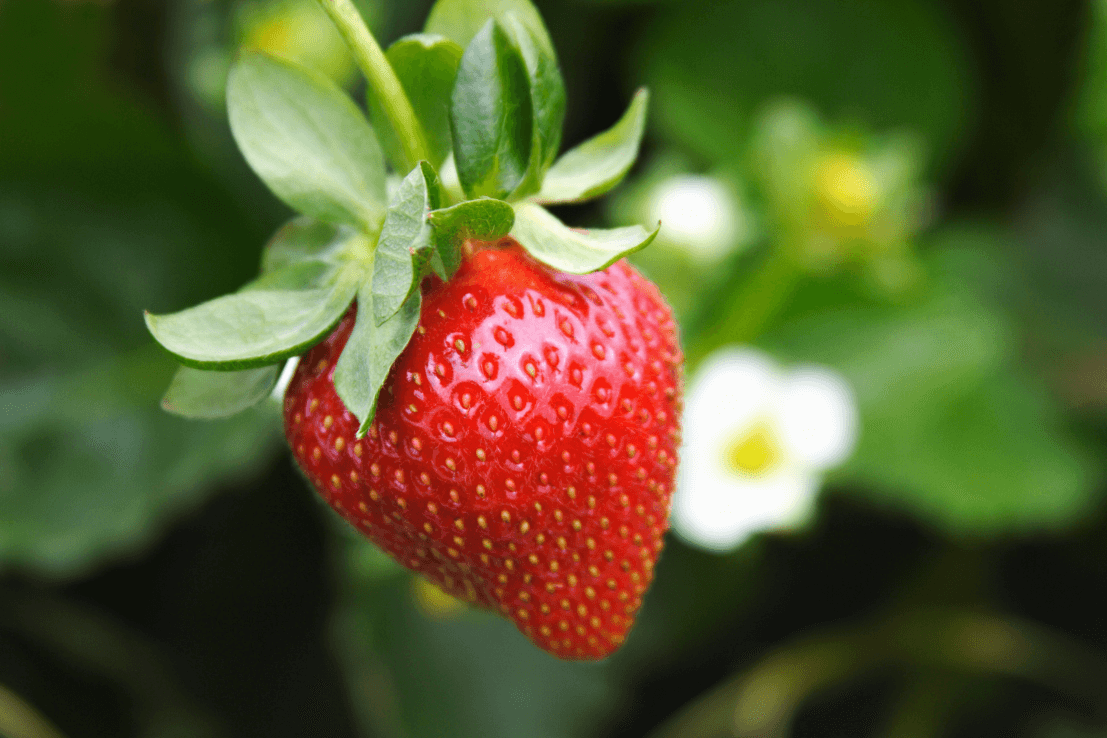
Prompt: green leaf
<box><xmin>0</xmin><ymin>10</ymin><xmax>283</xmax><ymax>575</ymax></box>
<box><xmin>0</xmin><ymin>347</ymin><xmax>280</xmax><ymax>577</ymax></box>
<box><xmin>373</xmin><ymin>162</ymin><xmax>443</xmax><ymax>325</ymax></box>
<box><xmin>425</xmin><ymin>0</ymin><xmax>554</xmax><ymax>55</ymax></box>
<box><xmin>843</xmin><ymin>370</ymin><xmax>1099</xmax><ymax>534</ymax></box>
<box><xmin>425</xmin><ymin>0</ymin><xmax>564</xmax><ymax>195</ymax></box>
<box><xmin>756</xmin><ymin>241</ymin><xmax>1102</xmax><ymax>535</ymax></box>
<box><xmin>145</xmin><ymin>275</ymin><xmax>358</xmax><ymax>369</ymax></box>
<box><xmin>161</xmin><ymin>364</ymin><xmax>281</xmax><ymax>419</ymax></box>
<box><xmin>450</xmin><ymin>20</ymin><xmax>533</xmax><ymax>199</ymax></box>
<box><xmin>535</xmin><ymin>88</ymin><xmax>649</xmax><ymax>205</ymax></box>
<box><xmin>510</xmin><ymin>201</ymin><xmax>658</xmax><ymax>273</ymax></box>
<box><xmin>261</xmin><ymin>217</ymin><xmax>348</xmax><ymax>274</ymax></box>
<box><xmin>333</xmin><ymin>284</ymin><xmax>422</xmax><ymax>436</ymax></box>
<box><xmin>245</xmin><ymin>260</ymin><xmax>339</xmax><ymax>291</ymax></box>
<box><xmin>498</xmin><ymin>12</ymin><xmax>565</xmax><ymax>186</ymax></box>
<box><xmin>226</xmin><ymin>51</ymin><xmax>387</xmax><ymax>232</ymax></box>
<box><xmin>427</xmin><ymin>197</ymin><xmax>515</xmax><ymax>269</ymax></box>
<box><xmin>370</xmin><ymin>34</ymin><xmax>463</xmax><ymax>170</ymax></box>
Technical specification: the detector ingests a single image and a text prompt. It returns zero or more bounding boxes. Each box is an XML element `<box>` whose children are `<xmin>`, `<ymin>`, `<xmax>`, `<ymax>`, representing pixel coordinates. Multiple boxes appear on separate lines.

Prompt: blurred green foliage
<box><xmin>0</xmin><ymin>0</ymin><xmax>282</xmax><ymax>575</ymax></box>
<box><xmin>4</xmin><ymin>0</ymin><xmax>1107</xmax><ymax>736</ymax></box>
<box><xmin>638</xmin><ymin>0</ymin><xmax>973</xmax><ymax>172</ymax></box>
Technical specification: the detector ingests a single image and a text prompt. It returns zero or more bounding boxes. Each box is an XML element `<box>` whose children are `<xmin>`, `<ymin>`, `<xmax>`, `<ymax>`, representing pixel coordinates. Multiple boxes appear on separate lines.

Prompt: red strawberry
<box><xmin>283</xmin><ymin>240</ymin><xmax>682</xmax><ymax>660</ymax></box>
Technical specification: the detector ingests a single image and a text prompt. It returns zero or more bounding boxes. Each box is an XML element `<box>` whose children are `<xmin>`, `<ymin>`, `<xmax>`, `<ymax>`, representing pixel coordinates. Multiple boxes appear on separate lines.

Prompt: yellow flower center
<box><xmin>814</xmin><ymin>151</ymin><xmax>878</xmax><ymax>231</ymax></box>
<box><xmin>723</xmin><ymin>421</ymin><xmax>781</xmax><ymax>477</ymax></box>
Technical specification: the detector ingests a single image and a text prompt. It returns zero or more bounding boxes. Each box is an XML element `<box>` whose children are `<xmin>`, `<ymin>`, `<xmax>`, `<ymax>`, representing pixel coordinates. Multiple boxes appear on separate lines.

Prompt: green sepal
<box><xmin>261</xmin><ymin>217</ymin><xmax>350</xmax><ymax>274</ymax></box>
<box><xmin>499</xmin><ymin>12</ymin><xmax>565</xmax><ymax>183</ymax></box>
<box><xmin>368</xmin><ymin>34</ymin><xmax>463</xmax><ymax>170</ymax></box>
<box><xmin>428</xmin><ymin>1</ymin><xmax>564</xmax><ymax>198</ymax></box>
<box><xmin>372</xmin><ymin>162</ymin><xmax>443</xmax><ymax>326</ymax></box>
<box><xmin>145</xmin><ymin>270</ymin><xmax>359</xmax><ymax>370</ymax></box>
<box><xmin>246</xmin><ymin>260</ymin><xmax>339</xmax><ymax>291</ymax></box>
<box><xmin>425</xmin><ymin>0</ymin><xmax>555</xmax><ymax>58</ymax></box>
<box><xmin>428</xmin><ymin>197</ymin><xmax>515</xmax><ymax>266</ymax></box>
<box><xmin>227</xmin><ymin>51</ymin><xmax>387</xmax><ymax>233</ymax></box>
<box><xmin>450</xmin><ymin>20</ymin><xmax>533</xmax><ymax>200</ymax></box>
<box><xmin>535</xmin><ymin>88</ymin><xmax>649</xmax><ymax>205</ymax></box>
<box><xmin>333</xmin><ymin>283</ymin><xmax>423</xmax><ymax>437</ymax></box>
<box><xmin>161</xmin><ymin>364</ymin><xmax>281</xmax><ymax>419</ymax></box>
<box><xmin>510</xmin><ymin>201</ymin><xmax>658</xmax><ymax>274</ymax></box>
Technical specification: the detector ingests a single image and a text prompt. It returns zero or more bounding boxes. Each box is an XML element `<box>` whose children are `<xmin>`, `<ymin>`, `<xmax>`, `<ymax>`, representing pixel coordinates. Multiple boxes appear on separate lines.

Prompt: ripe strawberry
<box><xmin>284</xmin><ymin>240</ymin><xmax>682</xmax><ymax>659</ymax></box>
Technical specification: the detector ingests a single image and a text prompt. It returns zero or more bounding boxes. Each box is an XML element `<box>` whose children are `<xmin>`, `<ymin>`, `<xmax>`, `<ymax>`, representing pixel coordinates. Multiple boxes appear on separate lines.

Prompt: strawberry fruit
<box><xmin>145</xmin><ymin>0</ymin><xmax>681</xmax><ymax>660</ymax></box>
<box><xmin>285</xmin><ymin>242</ymin><xmax>681</xmax><ymax>659</ymax></box>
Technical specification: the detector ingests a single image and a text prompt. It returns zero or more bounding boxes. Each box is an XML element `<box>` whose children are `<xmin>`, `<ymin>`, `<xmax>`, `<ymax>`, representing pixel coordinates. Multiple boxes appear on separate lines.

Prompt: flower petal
<box><xmin>674</xmin><ymin>447</ymin><xmax>819</xmax><ymax>552</ymax></box>
<box><xmin>647</xmin><ymin>174</ymin><xmax>742</xmax><ymax>262</ymax></box>
<box><xmin>778</xmin><ymin>366</ymin><xmax>859</xmax><ymax>470</ymax></box>
<box><xmin>684</xmin><ymin>347</ymin><xmax>779</xmax><ymax>440</ymax></box>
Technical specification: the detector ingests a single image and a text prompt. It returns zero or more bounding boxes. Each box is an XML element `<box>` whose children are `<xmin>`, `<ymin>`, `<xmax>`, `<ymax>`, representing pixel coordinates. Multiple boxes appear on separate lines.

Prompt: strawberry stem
<box><xmin>317</xmin><ymin>0</ymin><xmax>431</xmax><ymax>172</ymax></box>
<box><xmin>686</xmin><ymin>247</ymin><xmax>804</xmax><ymax>366</ymax></box>
<box><xmin>725</xmin><ymin>247</ymin><xmax>803</xmax><ymax>343</ymax></box>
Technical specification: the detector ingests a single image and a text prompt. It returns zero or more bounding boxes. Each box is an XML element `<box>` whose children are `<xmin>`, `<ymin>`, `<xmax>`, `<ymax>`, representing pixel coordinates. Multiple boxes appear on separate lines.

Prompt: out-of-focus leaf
<box><xmin>0</xmin><ymin>1</ymin><xmax>181</xmax><ymax>173</ymax></box>
<box><xmin>0</xmin><ymin>348</ymin><xmax>281</xmax><ymax>576</ymax></box>
<box><xmin>1075</xmin><ymin>0</ymin><xmax>1107</xmax><ymax>189</ymax></box>
<box><xmin>450</xmin><ymin>21</ymin><xmax>533</xmax><ymax>199</ymax></box>
<box><xmin>843</xmin><ymin>368</ymin><xmax>1098</xmax><ymax>532</ymax></box>
<box><xmin>640</xmin><ymin>0</ymin><xmax>971</xmax><ymax>170</ymax></box>
<box><xmin>1008</xmin><ymin>161</ymin><xmax>1107</xmax><ymax>369</ymax></box>
<box><xmin>161</xmin><ymin>365</ymin><xmax>281</xmax><ymax>419</ymax></box>
<box><xmin>370</xmin><ymin>34</ymin><xmax>463</xmax><ymax>169</ymax></box>
<box><xmin>0</xmin><ymin>0</ymin><xmax>284</xmax><ymax>577</ymax></box>
<box><xmin>511</xmin><ymin>201</ymin><xmax>658</xmax><ymax>273</ymax></box>
<box><xmin>332</xmin><ymin>545</ymin><xmax>620</xmax><ymax>738</ymax></box>
<box><xmin>536</xmin><ymin>89</ymin><xmax>649</xmax><ymax>205</ymax></box>
<box><xmin>227</xmin><ymin>52</ymin><xmax>387</xmax><ymax>231</ymax></box>
<box><xmin>755</xmin><ymin>238</ymin><xmax>1101</xmax><ymax>534</ymax></box>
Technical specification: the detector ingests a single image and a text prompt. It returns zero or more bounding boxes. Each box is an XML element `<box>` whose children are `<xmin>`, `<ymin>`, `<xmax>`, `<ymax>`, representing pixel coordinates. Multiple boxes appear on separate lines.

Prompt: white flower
<box><xmin>646</xmin><ymin>174</ymin><xmax>745</xmax><ymax>263</ymax></box>
<box><xmin>673</xmin><ymin>347</ymin><xmax>859</xmax><ymax>552</ymax></box>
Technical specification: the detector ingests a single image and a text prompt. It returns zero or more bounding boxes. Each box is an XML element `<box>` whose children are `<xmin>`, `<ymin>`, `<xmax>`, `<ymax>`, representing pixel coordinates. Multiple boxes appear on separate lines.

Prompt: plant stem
<box><xmin>317</xmin><ymin>0</ymin><xmax>430</xmax><ymax>172</ymax></box>
<box><xmin>686</xmin><ymin>246</ymin><xmax>805</xmax><ymax>366</ymax></box>
<box><xmin>648</xmin><ymin>608</ymin><xmax>1107</xmax><ymax>738</ymax></box>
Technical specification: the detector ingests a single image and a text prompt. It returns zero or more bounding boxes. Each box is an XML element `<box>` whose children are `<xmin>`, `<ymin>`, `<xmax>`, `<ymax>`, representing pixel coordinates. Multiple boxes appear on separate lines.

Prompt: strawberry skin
<box><xmin>284</xmin><ymin>242</ymin><xmax>682</xmax><ymax>659</ymax></box>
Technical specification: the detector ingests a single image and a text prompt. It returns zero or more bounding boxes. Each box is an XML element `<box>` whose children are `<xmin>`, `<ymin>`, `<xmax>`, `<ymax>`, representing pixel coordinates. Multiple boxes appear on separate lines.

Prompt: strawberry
<box><xmin>146</xmin><ymin>0</ymin><xmax>679</xmax><ymax>661</ymax></box>
<box><xmin>283</xmin><ymin>240</ymin><xmax>682</xmax><ymax>659</ymax></box>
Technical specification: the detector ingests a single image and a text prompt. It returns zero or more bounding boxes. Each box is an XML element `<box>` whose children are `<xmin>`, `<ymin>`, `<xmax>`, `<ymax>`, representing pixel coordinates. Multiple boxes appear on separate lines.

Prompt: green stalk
<box><xmin>317</xmin><ymin>0</ymin><xmax>431</xmax><ymax>172</ymax></box>
<box><xmin>686</xmin><ymin>246</ymin><xmax>805</xmax><ymax>366</ymax></box>
<box><xmin>722</xmin><ymin>247</ymin><xmax>804</xmax><ymax>345</ymax></box>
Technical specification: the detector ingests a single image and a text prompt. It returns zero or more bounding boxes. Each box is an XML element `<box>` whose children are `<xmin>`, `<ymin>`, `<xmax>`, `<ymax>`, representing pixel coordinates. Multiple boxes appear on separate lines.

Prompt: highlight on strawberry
<box><xmin>143</xmin><ymin>0</ymin><xmax>681</xmax><ymax>660</ymax></box>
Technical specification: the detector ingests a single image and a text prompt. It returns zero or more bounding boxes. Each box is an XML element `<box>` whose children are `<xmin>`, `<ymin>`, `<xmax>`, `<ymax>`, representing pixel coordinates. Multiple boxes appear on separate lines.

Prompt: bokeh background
<box><xmin>4</xmin><ymin>0</ymin><xmax>1107</xmax><ymax>736</ymax></box>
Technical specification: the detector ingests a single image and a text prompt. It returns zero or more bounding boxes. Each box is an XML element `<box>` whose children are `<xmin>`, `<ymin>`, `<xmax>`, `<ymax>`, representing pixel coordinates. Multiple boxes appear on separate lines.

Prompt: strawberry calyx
<box><xmin>146</xmin><ymin>0</ymin><xmax>658</xmax><ymax>433</ymax></box>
